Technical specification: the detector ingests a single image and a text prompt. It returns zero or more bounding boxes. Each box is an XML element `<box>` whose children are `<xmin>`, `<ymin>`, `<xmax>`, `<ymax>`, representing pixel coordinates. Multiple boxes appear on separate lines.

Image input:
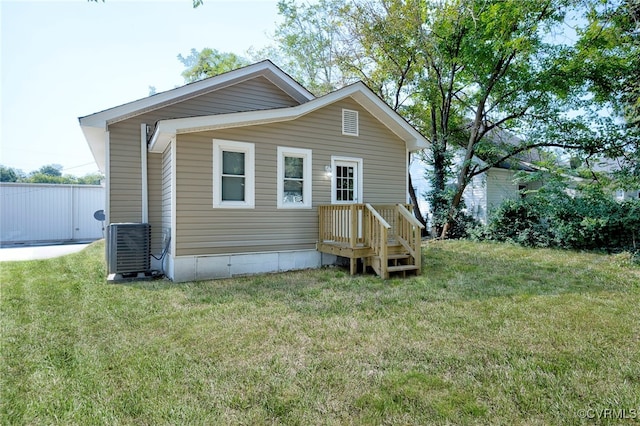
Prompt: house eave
<box><xmin>78</xmin><ymin>60</ymin><xmax>315</xmax><ymax>128</ymax></box>
<box><xmin>148</xmin><ymin>81</ymin><xmax>430</xmax><ymax>153</ymax></box>
<box><xmin>80</xmin><ymin>124</ymin><xmax>107</xmax><ymax>173</ymax></box>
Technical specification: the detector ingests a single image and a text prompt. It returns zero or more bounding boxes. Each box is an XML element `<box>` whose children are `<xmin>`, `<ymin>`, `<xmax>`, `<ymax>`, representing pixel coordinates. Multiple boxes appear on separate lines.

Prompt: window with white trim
<box><xmin>213</xmin><ymin>139</ymin><xmax>255</xmax><ymax>208</ymax></box>
<box><xmin>342</xmin><ymin>109</ymin><xmax>359</xmax><ymax>136</ymax></box>
<box><xmin>277</xmin><ymin>147</ymin><xmax>312</xmax><ymax>208</ymax></box>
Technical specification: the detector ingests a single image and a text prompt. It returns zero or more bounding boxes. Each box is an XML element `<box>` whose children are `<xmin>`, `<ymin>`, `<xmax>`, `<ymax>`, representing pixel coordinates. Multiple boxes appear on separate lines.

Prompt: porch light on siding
<box><xmin>324</xmin><ymin>165</ymin><xmax>332</xmax><ymax>177</ymax></box>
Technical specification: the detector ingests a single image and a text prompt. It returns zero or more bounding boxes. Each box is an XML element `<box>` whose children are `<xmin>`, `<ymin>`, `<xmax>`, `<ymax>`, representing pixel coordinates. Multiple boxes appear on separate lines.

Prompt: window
<box><xmin>518</xmin><ymin>184</ymin><xmax>527</xmax><ymax>198</ymax></box>
<box><xmin>277</xmin><ymin>147</ymin><xmax>312</xmax><ymax>208</ymax></box>
<box><xmin>213</xmin><ymin>139</ymin><xmax>254</xmax><ymax>208</ymax></box>
<box><xmin>342</xmin><ymin>109</ymin><xmax>359</xmax><ymax>136</ymax></box>
<box><xmin>615</xmin><ymin>189</ymin><xmax>625</xmax><ymax>200</ymax></box>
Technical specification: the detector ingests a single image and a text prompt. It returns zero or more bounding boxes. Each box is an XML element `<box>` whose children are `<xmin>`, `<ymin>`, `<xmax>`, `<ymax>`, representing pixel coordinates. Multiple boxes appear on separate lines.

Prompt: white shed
<box><xmin>0</xmin><ymin>183</ymin><xmax>105</xmax><ymax>245</ymax></box>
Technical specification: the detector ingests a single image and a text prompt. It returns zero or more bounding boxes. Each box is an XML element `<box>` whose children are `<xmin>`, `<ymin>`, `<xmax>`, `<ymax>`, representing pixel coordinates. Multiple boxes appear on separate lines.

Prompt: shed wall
<box><xmin>0</xmin><ymin>183</ymin><xmax>104</xmax><ymax>244</ymax></box>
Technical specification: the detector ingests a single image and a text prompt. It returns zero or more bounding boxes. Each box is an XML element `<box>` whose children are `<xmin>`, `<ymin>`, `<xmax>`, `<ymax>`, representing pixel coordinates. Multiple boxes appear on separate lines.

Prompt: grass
<box><xmin>1</xmin><ymin>240</ymin><xmax>639</xmax><ymax>425</ymax></box>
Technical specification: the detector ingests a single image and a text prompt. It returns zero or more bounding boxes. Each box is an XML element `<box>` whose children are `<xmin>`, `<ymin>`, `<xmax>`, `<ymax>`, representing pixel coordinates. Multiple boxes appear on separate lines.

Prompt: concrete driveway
<box><xmin>0</xmin><ymin>242</ymin><xmax>92</xmax><ymax>262</ymax></box>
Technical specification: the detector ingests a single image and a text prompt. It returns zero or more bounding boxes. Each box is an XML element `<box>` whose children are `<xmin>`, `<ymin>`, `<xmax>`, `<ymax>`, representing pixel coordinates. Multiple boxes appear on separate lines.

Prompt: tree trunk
<box><xmin>408</xmin><ymin>173</ymin><xmax>427</xmax><ymax>229</ymax></box>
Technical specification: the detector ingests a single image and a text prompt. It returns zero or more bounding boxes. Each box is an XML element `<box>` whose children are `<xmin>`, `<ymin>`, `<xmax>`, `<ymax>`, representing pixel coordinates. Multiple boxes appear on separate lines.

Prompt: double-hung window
<box><xmin>213</xmin><ymin>139</ymin><xmax>255</xmax><ymax>208</ymax></box>
<box><xmin>277</xmin><ymin>147</ymin><xmax>312</xmax><ymax>209</ymax></box>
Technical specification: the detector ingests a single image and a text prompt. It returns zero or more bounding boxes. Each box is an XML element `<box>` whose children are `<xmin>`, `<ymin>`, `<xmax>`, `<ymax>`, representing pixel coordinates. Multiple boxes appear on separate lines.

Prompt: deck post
<box><xmin>349</xmin><ymin>204</ymin><xmax>357</xmax><ymax>248</ymax></box>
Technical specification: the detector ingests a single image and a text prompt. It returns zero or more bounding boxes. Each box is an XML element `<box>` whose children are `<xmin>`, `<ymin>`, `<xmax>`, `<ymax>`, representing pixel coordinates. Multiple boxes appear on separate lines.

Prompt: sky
<box><xmin>1</xmin><ymin>0</ymin><xmax>281</xmax><ymax>176</ymax></box>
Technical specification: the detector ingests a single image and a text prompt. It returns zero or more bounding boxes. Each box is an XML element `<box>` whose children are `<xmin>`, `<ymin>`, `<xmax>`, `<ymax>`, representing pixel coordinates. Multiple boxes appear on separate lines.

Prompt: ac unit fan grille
<box><xmin>108</xmin><ymin>223</ymin><xmax>151</xmax><ymax>274</ymax></box>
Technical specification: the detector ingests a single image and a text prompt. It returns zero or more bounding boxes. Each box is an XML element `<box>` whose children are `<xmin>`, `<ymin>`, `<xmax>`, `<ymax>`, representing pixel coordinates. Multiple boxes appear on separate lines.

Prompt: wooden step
<box><xmin>387</xmin><ymin>264</ymin><xmax>420</xmax><ymax>273</ymax></box>
<box><xmin>387</xmin><ymin>253</ymin><xmax>410</xmax><ymax>260</ymax></box>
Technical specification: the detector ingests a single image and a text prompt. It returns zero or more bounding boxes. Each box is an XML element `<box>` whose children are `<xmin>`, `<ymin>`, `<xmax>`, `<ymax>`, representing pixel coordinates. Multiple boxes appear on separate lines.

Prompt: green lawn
<box><xmin>1</xmin><ymin>241</ymin><xmax>639</xmax><ymax>425</ymax></box>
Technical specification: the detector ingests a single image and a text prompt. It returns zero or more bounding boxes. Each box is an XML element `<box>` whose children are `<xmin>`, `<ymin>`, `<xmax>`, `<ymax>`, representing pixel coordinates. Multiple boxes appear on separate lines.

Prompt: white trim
<box><xmin>140</xmin><ymin>123</ymin><xmax>148</xmax><ymax>223</ymax></box>
<box><xmin>212</xmin><ymin>139</ymin><xmax>255</xmax><ymax>209</ymax></box>
<box><xmin>342</xmin><ymin>109</ymin><xmax>359</xmax><ymax>136</ymax></box>
<box><xmin>166</xmin><ymin>249</ymin><xmax>337</xmax><ymax>282</ymax></box>
<box><xmin>148</xmin><ymin>82</ymin><xmax>429</xmax><ymax>155</ymax></box>
<box><xmin>104</xmin><ymin>131</ymin><xmax>110</xmax><ymax>226</ymax></box>
<box><xmin>331</xmin><ymin>156</ymin><xmax>363</xmax><ymax>204</ymax></box>
<box><xmin>406</xmin><ymin>149</ymin><xmax>410</xmax><ymax>204</ymax></box>
<box><xmin>170</xmin><ymin>141</ymin><xmax>177</xmax><ymax>257</ymax></box>
<box><xmin>104</xmin><ymin>131</ymin><xmax>111</xmax><ymax>262</ymax></box>
<box><xmin>277</xmin><ymin>147</ymin><xmax>313</xmax><ymax>209</ymax></box>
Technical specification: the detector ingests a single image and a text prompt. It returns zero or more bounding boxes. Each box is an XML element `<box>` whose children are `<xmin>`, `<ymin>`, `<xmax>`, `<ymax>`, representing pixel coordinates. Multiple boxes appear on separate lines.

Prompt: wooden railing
<box><xmin>318</xmin><ymin>204</ymin><xmax>366</xmax><ymax>246</ymax></box>
<box><xmin>394</xmin><ymin>204</ymin><xmax>424</xmax><ymax>272</ymax></box>
<box><xmin>365</xmin><ymin>204</ymin><xmax>391</xmax><ymax>278</ymax></box>
<box><xmin>318</xmin><ymin>203</ymin><xmax>424</xmax><ymax>277</ymax></box>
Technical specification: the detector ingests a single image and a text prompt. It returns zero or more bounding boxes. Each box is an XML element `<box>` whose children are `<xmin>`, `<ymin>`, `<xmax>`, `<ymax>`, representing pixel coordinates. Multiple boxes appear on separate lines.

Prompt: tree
<box><xmin>258</xmin><ymin>0</ymin><xmax>352</xmax><ymax>95</ymax></box>
<box><xmin>34</xmin><ymin>164</ymin><xmax>63</xmax><ymax>177</ymax></box>
<box><xmin>0</xmin><ymin>165</ymin><xmax>20</xmax><ymax>182</ymax></box>
<box><xmin>177</xmin><ymin>48</ymin><xmax>249</xmax><ymax>83</ymax></box>
<box><xmin>269</xmin><ymin>0</ymin><xmax>638</xmax><ymax>238</ymax></box>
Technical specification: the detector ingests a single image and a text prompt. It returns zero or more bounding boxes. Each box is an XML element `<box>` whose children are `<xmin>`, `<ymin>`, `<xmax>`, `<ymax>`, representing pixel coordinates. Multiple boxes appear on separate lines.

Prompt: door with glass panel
<box><xmin>332</xmin><ymin>159</ymin><xmax>362</xmax><ymax>240</ymax></box>
<box><xmin>333</xmin><ymin>160</ymin><xmax>359</xmax><ymax>204</ymax></box>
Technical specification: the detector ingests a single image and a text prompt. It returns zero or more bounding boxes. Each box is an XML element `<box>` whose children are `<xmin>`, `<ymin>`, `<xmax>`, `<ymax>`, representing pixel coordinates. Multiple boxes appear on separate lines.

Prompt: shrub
<box><xmin>475</xmin><ymin>187</ymin><xmax>640</xmax><ymax>253</ymax></box>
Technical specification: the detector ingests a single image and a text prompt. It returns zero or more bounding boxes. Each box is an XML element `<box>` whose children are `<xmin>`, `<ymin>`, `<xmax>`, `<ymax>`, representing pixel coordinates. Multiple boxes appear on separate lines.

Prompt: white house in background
<box><xmin>590</xmin><ymin>157</ymin><xmax>640</xmax><ymax>201</ymax></box>
<box><xmin>410</xmin><ymin>150</ymin><xmax>543</xmax><ymax>226</ymax></box>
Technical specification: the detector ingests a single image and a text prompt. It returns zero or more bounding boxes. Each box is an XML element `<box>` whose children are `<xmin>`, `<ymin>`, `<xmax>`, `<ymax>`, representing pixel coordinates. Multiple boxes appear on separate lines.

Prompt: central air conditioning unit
<box><xmin>108</xmin><ymin>223</ymin><xmax>151</xmax><ymax>277</ymax></box>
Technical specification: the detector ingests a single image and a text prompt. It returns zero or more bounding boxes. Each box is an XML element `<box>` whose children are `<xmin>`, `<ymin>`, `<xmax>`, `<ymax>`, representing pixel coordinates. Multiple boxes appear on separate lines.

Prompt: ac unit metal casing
<box><xmin>108</xmin><ymin>223</ymin><xmax>151</xmax><ymax>275</ymax></box>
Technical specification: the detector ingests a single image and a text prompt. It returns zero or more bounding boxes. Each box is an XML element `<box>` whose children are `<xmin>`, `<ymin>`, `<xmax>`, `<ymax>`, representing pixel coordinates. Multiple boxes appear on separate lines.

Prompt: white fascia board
<box><xmin>149</xmin><ymin>82</ymin><xmax>430</xmax><ymax>153</ymax></box>
<box><xmin>78</xmin><ymin>61</ymin><xmax>314</xmax><ymax>128</ymax></box>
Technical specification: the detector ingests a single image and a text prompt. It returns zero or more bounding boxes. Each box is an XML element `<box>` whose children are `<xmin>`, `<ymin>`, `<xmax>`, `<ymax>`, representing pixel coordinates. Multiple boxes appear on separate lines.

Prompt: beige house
<box><xmin>79</xmin><ymin>61</ymin><xmax>428</xmax><ymax>282</ymax></box>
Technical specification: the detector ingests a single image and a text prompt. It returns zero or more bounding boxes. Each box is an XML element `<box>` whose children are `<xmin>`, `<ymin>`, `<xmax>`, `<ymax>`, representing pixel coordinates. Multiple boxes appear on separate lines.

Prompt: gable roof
<box><xmin>148</xmin><ymin>81</ymin><xmax>429</xmax><ymax>154</ymax></box>
<box><xmin>79</xmin><ymin>61</ymin><xmax>429</xmax><ymax>172</ymax></box>
<box><xmin>79</xmin><ymin>60</ymin><xmax>314</xmax><ymax>171</ymax></box>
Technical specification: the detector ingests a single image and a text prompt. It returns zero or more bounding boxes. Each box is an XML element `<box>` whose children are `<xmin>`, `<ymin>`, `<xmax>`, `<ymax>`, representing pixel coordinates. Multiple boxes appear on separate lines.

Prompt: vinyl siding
<box><xmin>462</xmin><ymin>173</ymin><xmax>487</xmax><ymax>223</ymax></box>
<box><xmin>486</xmin><ymin>168</ymin><xmax>542</xmax><ymax>215</ymax></box>
<box><xmin>486</xmin><ymin>168</ymin><xmax>521</xmax><ymax>211</ymax></box>
<box><xmin>174</xmin><ymin>98</ymin><xmax>408</xmax><ymax>256</ymax></box>
<box><xmin>107</xmin><ymin>76</ymin><xmax>301</xmax><ymax>239</ymax></box>
<box><xmin>147</xmin><ymin>152</ymin><xmax>162</xmax><ymax>253</ymax></box>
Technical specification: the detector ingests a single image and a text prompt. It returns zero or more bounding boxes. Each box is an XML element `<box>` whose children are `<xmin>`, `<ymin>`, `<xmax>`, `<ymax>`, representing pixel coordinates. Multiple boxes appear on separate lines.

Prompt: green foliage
<box><xmin>34</xmin><ymin>163</ymin><xmax>63</xmax><ymax>177</ymax></box>
<box><xmin>268</xmin><ymin>0</ymin><xmax>638</xmax><ymax>239</ymax></box>
<box><xmin>0</xmin><ymin>165</ymin><xmax>21</xmax><ymax>182</ymax></box>
<box><xmin>0</xmin><ymin>164</ymin><xmax>102</xmax><ymax>185</ymax></box>
<box><xmin>475</xmin><ymin>185</ymin><xmax>640</xmax><ymax>254</ymax></box>
<box><xmin>177</xmin><ymin>48</ymin><xmax>249</xmax><ymax>83</ymax></box>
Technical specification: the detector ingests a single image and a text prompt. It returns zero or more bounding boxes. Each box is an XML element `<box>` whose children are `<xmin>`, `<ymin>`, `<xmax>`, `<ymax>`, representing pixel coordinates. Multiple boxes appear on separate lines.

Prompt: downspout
<box><xmin>141</xmin><ymin>123</ymin><xmax>149</xmax><ymax>223</ymax></box>
<box><xmin>104</xmin><ymin>130</ymin><xmax>111</xmax><ymax>264</ymax></box>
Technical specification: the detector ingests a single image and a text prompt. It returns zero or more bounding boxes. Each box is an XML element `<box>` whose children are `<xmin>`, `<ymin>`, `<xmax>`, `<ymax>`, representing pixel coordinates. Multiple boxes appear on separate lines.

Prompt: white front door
<box><xmin>332</xmin><ymin>157</ymin><xmax>362</xmax><ymax>204</ymax></box>
<box><xmin>331</xmin><ymin>157</ymin><xmax>363</xmax><ymax>240</ymax></box>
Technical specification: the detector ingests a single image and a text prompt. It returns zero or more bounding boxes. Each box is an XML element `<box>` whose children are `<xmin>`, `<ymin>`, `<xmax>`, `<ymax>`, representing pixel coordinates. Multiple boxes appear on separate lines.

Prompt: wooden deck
<box><xmin>316</xmin><ymin>204</ymin><xmax>424</xmax><ymax>278</ymax></box>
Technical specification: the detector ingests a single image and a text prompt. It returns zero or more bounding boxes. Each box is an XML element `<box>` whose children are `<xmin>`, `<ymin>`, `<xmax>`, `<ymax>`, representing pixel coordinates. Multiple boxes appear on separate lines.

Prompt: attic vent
<box><xmin>342</xmin><ymin>109</ymin><xmax>359</xmax><ymax>136</ymax></box>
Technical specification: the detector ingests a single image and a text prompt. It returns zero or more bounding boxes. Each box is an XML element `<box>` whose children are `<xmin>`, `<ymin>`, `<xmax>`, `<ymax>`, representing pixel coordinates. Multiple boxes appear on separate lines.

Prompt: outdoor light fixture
<box><xmin>324</xmin><ymin>165</ymin><xmax>332</xmax><ymax>177</ymax></box>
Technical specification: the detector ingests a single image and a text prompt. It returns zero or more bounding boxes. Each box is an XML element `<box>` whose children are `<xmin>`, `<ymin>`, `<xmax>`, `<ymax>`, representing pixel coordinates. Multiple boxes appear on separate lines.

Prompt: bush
<box><xmin>475</xmin><ymin>187</ymin><xmax>640</xmax><ymax>253</ymax></box>
<box><xmin>447</xmin><ymin>209</ymin><xmax>479</xmax><ymax>239</ymax></box>
<box><xmin>471</xmin><ymin>199</ymin><xmax>552</xmax><ymax>247</ymax></box>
